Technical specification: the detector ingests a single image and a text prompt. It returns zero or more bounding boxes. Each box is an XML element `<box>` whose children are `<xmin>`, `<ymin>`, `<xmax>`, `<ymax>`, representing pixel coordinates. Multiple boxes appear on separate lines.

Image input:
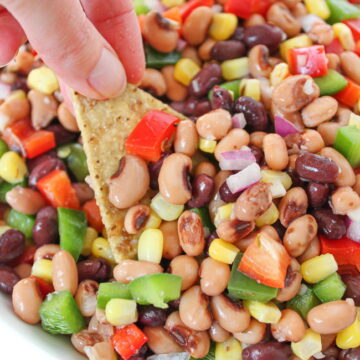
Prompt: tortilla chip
<box><xmin>73</xmin><ymin>85</ymin><xmax>187</xmax><ymax>262</ymax></box>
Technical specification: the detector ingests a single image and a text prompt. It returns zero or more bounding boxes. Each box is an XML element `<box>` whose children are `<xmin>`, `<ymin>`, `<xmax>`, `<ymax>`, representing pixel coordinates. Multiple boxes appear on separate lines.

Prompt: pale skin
<box><xmin>0</xmin><ymin>0</ymin><xmax>145</xmax><ymax>100</ymax></box>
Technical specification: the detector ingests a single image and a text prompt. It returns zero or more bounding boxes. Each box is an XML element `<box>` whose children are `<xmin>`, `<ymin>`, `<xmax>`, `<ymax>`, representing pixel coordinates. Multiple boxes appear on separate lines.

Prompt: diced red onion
<box><xmin>226</xmin><ymin>163</ymin><xmax>262</xmax><ymax>194</ymax></box>
<box><xmin>274</xmin><ymin>115</ymin><xmax>300</xmax><ymax>137</ymax></box>
<box><xmin>0</xmin><ymin>82</ymin><xmax>11</xmax><ymax>100</ymax></box>
<box><xmin>220</xmin><ymin>150</ymin><xmax>256</xmax><ymax>171</ymax></box>
<box><xmin>347</xmin><ymin>206</ymin><xmax>360</xmax><ymax>223</ymax></box>
<box><xmin>232</xmin><ymin>113</ymin><xmax>247</xmax><ymax>129</ymax></box>
<box><xmin>301</xmin><ymin>14</ymin><xmax>321</xmax><ymax>33</ymax></box>
<box><xmin>346</xmin><ymin>216</ymin><xmax>360</xmax><ymax>243</ymax></box>
<box><xmin>176</xmin><ymin>38</ymin><xmax>187</xmax><ymax>52</ymax></box>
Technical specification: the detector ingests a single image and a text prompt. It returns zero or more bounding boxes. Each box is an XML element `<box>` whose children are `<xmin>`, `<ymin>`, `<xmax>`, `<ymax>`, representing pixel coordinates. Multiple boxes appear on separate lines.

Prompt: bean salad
<box><xmin>2</xmin><ymin>0</ymin><xmax>360</xmax><ymax>359</ymax></box>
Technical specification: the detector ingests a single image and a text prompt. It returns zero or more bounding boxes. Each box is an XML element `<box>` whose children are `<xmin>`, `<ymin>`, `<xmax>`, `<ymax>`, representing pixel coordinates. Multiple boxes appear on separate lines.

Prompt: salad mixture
<box><xmin>2</xmin><ymin>0</ymin><xmax>360</xmax><ymax>359</ymax></box>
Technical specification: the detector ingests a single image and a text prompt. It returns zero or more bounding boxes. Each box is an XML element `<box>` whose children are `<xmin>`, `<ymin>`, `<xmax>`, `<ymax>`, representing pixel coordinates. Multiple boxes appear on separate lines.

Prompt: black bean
<box><xmin>323</xmin><ymin>346</ymin><xmax>339</xmax><ymax>359</ymax></box>
<box><xmin>45</xmin><ymin>123</ymin><xmax>78</xmax><ymax>145</ymax></box>
<box><xmin>306</xmin><ymin>182</ymin><xmax>330</xmax><ymax>208</ymax></box>
<box><xmin>342</xmin><ymin>275</ymin><xmax>360</xmax><ymax>306</ymax></box>
<box><xmin>148</xmin><ymin>152</ymin><xmax>171</xmax><ymax>190</ymax></box>
<box><xmin>219</xmin><ymin>181</ymin><xmax>240</xmax><ymax>203</ymax></box>
<box><xmin>242</xmin><ymin>342</ymin><xmax>292</xmax><ymax>360</ymax></box>
<box><xmin>27</xmin><ymin>149</ymin><xmax>58</xmax><ymax>172</ymax></box>
<box><xmin>189</xmin><ymin>63</ymin><xmax>222</xmax><ymax>98</ymax></box>
<box><xmin>0</xmin><ymin>265</ymin><xmax>20</xmax><ymax>294</ymax></box>
<box><xmin>339</xmin><ymin>347</ymin><xmax>360</xmax><ymax>360</ymax></box>
<box><xmin>187</xmin><ymin>174</ymin><xmax>214</xmax><ymax>208</ymax></box>
<box><xmin>272</xmin><ymin>221</ymin><xmax>286</xmax><ymax>239</ymax></box>
<box><xmin>168</xmin><ymin>298</ymin><xmax>180</xmax><ymax>310</ymax></box>
<box><xmin>33</xmin><ymin>206</ymin><xmax>59</xmax><ymax>247</ymax></box>
<box><xmin>10</xmin><ymin>75</ymin><xmax>29</xmax><ymax>92</ymax></box>
<box><xmin>243</xmin><ymin>24</ymin><xmax>283</xmax><ymax>53</ymax></box>
<box><xmin>234</xmin><ymin>96</ymin><xmax>268</xmax><ymax>131</ymax></box>
<box><xmin>0</xmin><ymin>229</ymin><xmax>25</xmax><ymax>264</ymax></box>
<box><xmin>170</xmin><ymin>101</ymin><xmax>186</xmax><ymax>114</ymax></box>
<box><xmin>231</xmin><ymin>26</ymin><xmax>245</xmax><ymax>41</ymax></box>
<box><xmin>295</xmin><ymin>152</ymin><xmax>339</xmax><ymax>183</ymax></box>
<box><xmin>138</xmin><ymin>305</ymin><xmax>167</xmax><ymax>327</ymax></box>
<box><xmin>28</xmin><ymin>158</ymin><xmax>66</xmax><ymax>187</ymax></box>
<box><xmin>249</xmin><ymin>145</ymin><xmax>264</xmax><ymax>165</ymax></box>
<box><xmin>77</xmin><ymin>258</ymin><xmax>111</xmax><ymax>282</ymax></box>
<box><xmin>183</xmin><ymin>97</ymin><xmax>212</xmax><ymax>117</ymax></box>
<box><xmin>129</xmin><ymin>344</ymin><xmax>148</xmax><ymax>360</ymax></box>
<box><xmin>211</xmin><ymin>86</ymin><xmax>233</xmax><ymax>112</ymax></box>
<box><xmin>312</xmin><ymin>208</ymin><xmax>346</xmax><ymax>239</ymax></box>
<box><xmin>211</xmin><ymin>40</ymin><xmax>246</xmax><ymax>62</ymax></box>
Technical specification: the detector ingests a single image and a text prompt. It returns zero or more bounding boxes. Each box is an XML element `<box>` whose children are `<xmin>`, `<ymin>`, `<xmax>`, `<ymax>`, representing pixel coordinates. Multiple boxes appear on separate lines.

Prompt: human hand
<box><xmin>0</xmin><ymin>0</ymin><xmax>145</xmax><ymax>99</ymax></box>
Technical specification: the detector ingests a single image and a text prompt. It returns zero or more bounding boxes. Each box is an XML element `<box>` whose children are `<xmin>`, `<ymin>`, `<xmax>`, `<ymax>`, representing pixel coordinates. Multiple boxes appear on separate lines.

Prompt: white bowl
<box><xmin>0</xmin><ymin>292</ymin><xmax>84</xmax><ymax>359</ymax></box>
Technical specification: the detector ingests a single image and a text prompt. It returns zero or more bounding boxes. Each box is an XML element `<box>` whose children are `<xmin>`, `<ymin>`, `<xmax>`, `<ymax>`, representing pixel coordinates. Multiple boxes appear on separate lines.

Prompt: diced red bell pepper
<box><xmin>163</xmin><ymin>7</ymin><xmax>182</xmax><ymax>23</ymax></box>
<box><xmin>179</xmin><ymin>0</ymin><xmax>214</xmax><ymax>20</ymax></box>
<box><xmin>225</xmin><ymin>0</ymin><xmax>272</xmax><ymax>19</ymax></box>
<box><xmin>125</xmin><ymin>110</ymin><xmax>180</xmax><ymax>162</ymax></box>
<box><xmin>354</xmin><ymin>39</ymin><xmax>360</xmax><ymax>56</ymax></box>
<box><xmin>112</xmin><ymin>324</ymin><xmax>148</xmax><ymax>360</ymax></box>
<box><xmin>338</xmin><ymin>264</ymin><xmax>360</xmax><ymax>276</ymax></box>
<box><xmin>320</xmin><ymin>234</ymin><xmax>360</xmax><ymax>272</ymax></box>
<box><xmin>334</xmin><ymin>77</ymin><xmax>360</xmax><ymax>107</ymax></box>
<box><xmin>289</xmin><ymin>45</ymin><xmax>328</xmax><ymax>77</ymax></box>
<box><xmin>31</xmin><ymin>276</ymin><xmax>54</xmax><ymax>299</ymax></box>
<box><xmin>238</xmin><ymin>232</ymin><xmax>291</xmax><ymax>288</ymax></box>
<box><xmin>349</xmin><ymin>0</ymin><xmax>360</xmax><ymax>4</ymax></box>
<box><xmin>325</xmin><ymin>38</ymin><xmax>344</xmax><ymax>55</ymax></box>
<box><xmin>3</xmin><ymin>118</ymin><xmax>56</xmax><ymax>159</ymax></box>
<box><xmin>82</xmin><ymin>199</ymin><xmax>103</xmax><ymax>233</ymax></box>
<box><xmin>344</xmin><ymin>18</ymin><xmax>360</xmax><ymax>41</ymax></box>
<box><xmin>37</xmin><ymin>169</ymin><xmax>80</xmax><ymax>209</ymax></box>
<box><xmin>8</xmin><ymin>244</ymin><xmax>37</xmax><ymax>267</ymax></box>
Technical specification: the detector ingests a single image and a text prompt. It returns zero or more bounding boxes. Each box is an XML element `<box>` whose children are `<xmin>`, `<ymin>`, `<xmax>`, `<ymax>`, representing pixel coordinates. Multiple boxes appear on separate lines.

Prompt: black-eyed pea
<box><xmin>143</xmin><ymin>326</ymin><xmax>183</xmax><ymax>354</ymax></box>
<box><xmin>200</xmin><ymin>257</ymin><xmax>230</xmax><ymax>296</ymax></box>
<box><xmin>317</xmin><ymin>122</ymin><xmax>342</xmax><ymax>146</ymax></box>
<box><xmin>34</xmin><ymin>244</ymin><xmax>60</xmax><ymax>261</ymax></box>
<box><xmin>297</xmin><ymin>236</ymin><xmax>321</xmax><ymax>264</ymax></box>
<box><xmin>124</xmin><ymin>204</ymin><xmax>151</xmax><ymax>235</ymax></box>
<box><xmin>196</xmin><ymin>108</ymin><xmax>232</xmax><ymax>141</ymax></box>
<box><xmin>75</xmin><ymin>280</ymin><xmax>99</xmax><ymax>317</ymax></box>
<box><xmin>174</xmin><ymin>119</ymin><xmax>199</xmax><ymax>157</ymax></box>
<box><xmin>308</xmin><ymin>20</ymin><xmax>334</xmax><ymax>46</ymax></box>
<box><xmin>233</xmin><ymin>318</ymin><xmax>267</xmax><ymax>345</ymax></box>
<box><xmin>71</xmin><ymin>330</ymin><xmax>104</xmax><ymax>355</ymax></box>
<box><xmin>249</xmin><ymin>131</ymin><xmax>267</xmax><ymax>148</ymax></box>
<box><xmin>198</xmin><ymin>38</ymin><xmax>217</xmax><ymax>61</ymax></box>
<box><xmin>326</xmin><ymin>54</ymin><xmax>340</xmax><ymax>70</ymax></box>
<box><xmin>300</xmin><ymin>129</ymin><xmax>325</xmax><ymax>153</ymax></box>
<box><xmin>354</xmin><ymin>174</ymin><xmax>360</xmax><ymax>196</ymax></box>
<box><xmin>301</xmin><ymin>97</ymin><xmax>338</xmax><ymax>128</ymax></box>
<box><xmin>244</xmin><ymin>13</ymin><xmax>266</xmax><ymax>27</ymax></box>
<box><xmin>161</xmin><ymin>66</ymin><xmax>188</xmax><ymax>102</ymax></box>
<box><xmin>248</xmin><ymin>45</ymin><xmax>272</xmax><ymax>79</ymax></box>
<box><xmin>263</xmin><ymin>134</ymin><xmax>289</xmax><ymax>170</ymax></box>
<box><xmin>288</xmin><ymin>154</ymin><xmax>298</xmax><ymax>171</ymax></box>
<box><xmin>209</xmin><ymin>321</ymin><xmax>230</xmax><ymax>343</ymax></box>
<box><xmin>216</xmin><ymin>219</ymin><xmax>255</xmax><ymax>243</ymax></box>
<box><xmin>169</xmin><ymin>255</ymin><xmax>199</xmax><ymax>291</ymax></box>
<box><xmin>6</xmin><ymin>186</ymin><xmax>46</xmax><ymax>215</ymax></box>
<box><xmin>340</xmin><ymin>51</ymin><xmax>360</xmax><ymax>85</ymax></box>
<box><xmin>284</xmin><ymin>215</ymin><xmax>318</xmax><ymax>257</ymax></box>
<box><xmin>140</xmin><ymin>68</ymin><xmax>167</xmax><ymax>97</ymax></box>
<box><xmin>267</xmin><ymin>2</ymin><xmax>301</xmax><ymax>37</ymax></box>
<box><xmin>271</xmin><ymin>309</ymin><xmax>306</xmax><ymax>342</ymax></box>
<box><xmin>336</xmin><ymin>105</ymin><xmax>351</xmax><ymax>126</ymax></box>
<box><xmin>214</xmin><ymin>128</ymin><xmax>250</xmax><ymax>161</ymax></box>
<box><xmin>276</xmin><ymin>259</ymin><xmax>302</xmax><ymax>302</ymax></box>
<box><xmin>182</xmin><ymin>45</ymin><xmax>202</xmax><ymax>66</ymax></box>
<box><xmin>52</xmin><ymin>250</ymin><xmax>78</xmax><ymax>295</ymax></box>
<box><xmin>0</xmin><ymin>97</ymin><xmax>30</xmax><ymax>131</ymax></box>
<box><xmin>292</xmin><ymin>2</ymin><xmax>307</xmax><ymax>17</ymax></box>
<box><xmin>320</xmin><ymin>147</ymin><xmax>356</xmax><ymax>187</ymax></box>
<box><xmin>331</xmin><ymin>186</ymin><xmax>360</xmax><ymax>215</ymax></box>
<box><xmin>57</xmin><ymin>102</ymin><xmax>79</xmax><ymax>132</ymax></box>
<box><xmin>159</xmin><ymin>221</ymin><xmax>182</xmax><ymax>260</ymax></box>
<box><xmin>194</xmin><ymin>161</ymin><xmax>217</xmax><ymax>178</ymax></box>
<box><xmin>14</xmin><ymin>263</ymin><xmax>32</xmax><ymax>279</ymax></box>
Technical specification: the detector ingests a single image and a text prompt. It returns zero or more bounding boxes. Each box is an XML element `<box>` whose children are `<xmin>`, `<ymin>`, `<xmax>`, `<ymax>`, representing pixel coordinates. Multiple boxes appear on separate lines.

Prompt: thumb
<box><xmin>1</xmin><ymin>0</ymin><xmax>126</xmax><ymax>99</ymax></box>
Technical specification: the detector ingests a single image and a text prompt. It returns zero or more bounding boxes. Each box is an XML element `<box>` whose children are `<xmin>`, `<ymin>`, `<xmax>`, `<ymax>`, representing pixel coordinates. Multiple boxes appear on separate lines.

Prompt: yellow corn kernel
<box><xmin>214</xmin><ymin>203</ymin><xmax>235</xmax><ymax>226</ymax></box>
<box><xmin>27</xmin><ymin>66</ymin><xmax>59</xmax><ymax>94</ymax></box>
<box><xmin>215</xmin><ymin>336</ymin><xmax>242</xmax><ymax>360</ymax></box>
<box><xmin>0</xmin><ymin>151</ymin><xmax>27</xmax><ymax>184</ymax></box>
<box><xmin>336</xmin><ymin>309</ymin><xmax>360</xmax><ymax>349</ymax></box>
<box><xmin>333</xmin><ymin>23</ymin><xmax>355</xmax><ymax>51</ymax></box>
<box><xmin>349</xmin><ymin>111</ymin><xmax>360</xmax><ymax>129</ymax></box>
<box><xmin>0</xmin><ymin>225</ymin><xmax>11</xmax><ymax>237</ymax></box>
<box><xmin>81</xmin><ymin>227</ymin><xmax>98</xmax><ymax>256</ymax></box>
<box><xmin>199</xmin><ymin>138</ymin><xmax>217</xmax><ymax>153</ymax></box>
<box><xmin>145</xmin><ymin>210</ymin><xmax>162</xmax><ymax>229</ymax></box>
<box><xmin>31</xmin><ymin>259</ymin><xmax>53</xmax><ymax>283</ymax></box>
<box><xmin>270</xmin><ymin>63</ymin><xmax>290</xmax><ymax>87</ymax></box>
<box><xmin>221</xmin><ymin>57</ymin><xmax>249</xmax><ymax>81</ymax></box>
<box><xmin>261</xmin><ymin>170</ymin><xmax>292</xmax><ymax>190</ymax></box>
<box><xmin>92</xmin><ymin>237</ymin><xmax>116</xmax><ymax>264</ymax></box>
<box><xmin>244</xmin><ymin>301</ymin><xmax>281</xmax><ymax>324</ymax></box>
<box><xmin>304</xmin><ymin>0</ymin><xmax>330</xmax><ymax>19</ymax></box>
<box><xmin>137</xmin><ymin>228</ymin><xmax>163</xmax><ymax>264</ymax></box>
<box><xmin>280</xmin><ymin>35</ymin><xmax>313</xmax><ymax>62</ymax></box>
<box><xmin>209</xmin><ymin>238</ymin><xmax>239</xmax><ymax>264</ymax></box>
<box><xmin>255</xmin><ymin>202</ymin><xmax>279</xmax><ymax>227</ymax></box>
<box><xmin>105</xmin><ymin>298</ymin><xmax>138</xmax><ymax>326</ymax></box>
<box><xmin>268</xmin><ymin>181</ymin><xmax>286</xmax><ymax>199</ymax></box>
<box><xmin>291</xmin><ymin>329</ymin><xmax>322</xmax><ymax>360</ymax></box>
<box><xmin>150</xmin><ymin>193</ymin><xmax>184</xmax><ymax>221</ymax></box>
<box><xmin>301</xmin><ymin>253</ymin><xmax>338</xmax><ymax>284</ymax></box>
<box><xmin>174</xmin><ymin>58</ymin><xmax>200</xmax><ymax>86</ymax></box>
<box><xmin>240</xmin><ymin>79</ymin><xmax>261</xmax><ymax>101</ymax></box>
<box><xmin>6</xmin><ymin>89</ymin><xmax>26</xmax><ymax>101</ymax></box>
<box><xmin>161</xmin><ymin>0</ymin><xmax>184</xmax><ymax>7</ymax></box>
<box><xmin>209</xmin><ymin>13</ymin><xmax>238</xmax><ymax>41</ymax></box>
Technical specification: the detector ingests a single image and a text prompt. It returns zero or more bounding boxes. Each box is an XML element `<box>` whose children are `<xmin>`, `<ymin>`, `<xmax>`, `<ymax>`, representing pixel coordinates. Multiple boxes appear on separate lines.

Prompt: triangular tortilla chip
<box><xmin>73</xmin><ymin>85</ymin><xmax>187</xmax><ymax>262</ymax></box>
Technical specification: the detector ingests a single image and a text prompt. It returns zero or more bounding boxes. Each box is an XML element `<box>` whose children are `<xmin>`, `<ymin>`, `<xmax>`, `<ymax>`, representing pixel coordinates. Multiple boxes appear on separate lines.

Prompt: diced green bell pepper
<box><xmin>227</xmin><ymin>253</ymin><xmax>278</xmax><ymax>303</ymax></box>
<box><xmin>6</xmin><ymin>209</ymin><xmax>35</xmax><ymax>239</ymax></box>
<box><xmin>334</xmin><ymin>126</ymin><xmax>360</xmax><ymax>168</ymax></box>
<box><xmin>287</xmin><ymin>286</ymin><xmax>321</xmax><ymax>320</ymax></box>
<box><xmin>129</xmin><ymin>273</ymin><xmax>182</xmax><ymax>309</ymax></box>
<box><xmin>0</xmin><ymin>139</ymin><xmax>8</xmax><ymax>158</ymax></box>
<box><xmin>314</xmin><ymin>70</ymin><xmax>348</xmax><ymax>96</ymax></box>
<box><xmin>145</xmin><ymin>45</ymin><xmax>182</xmax><ymax>70</ymax></box>
<box><xmin>0</xmin><ymin>179</ymin><xmax>27</xmax><ymax>203</ymax></box>
<box><xmin>66</xmin><ymin>144</ymin><xmax>89</xmax><ymax>182</ymax></box>
<box><xmin>191</xmin><ymin>207</ymin><xmax>215</xmax><ymax>235</ymax></box>
<box><xmin>313</xmin><ymin>272</ymin><xmax>346</xmax><ymax>303</ymax></box>
<box><xmin>40</xmin><ymin>290</ymin><xmax>85</xmax><ymax>335</ymax></box>
<box><xmin>326</xmin><ymin>0</ymin><xmax>360</xmax><ymax>24</ymax></box>
<box><xmin>97</xmin><ymin>282</ymin><xmax>132</xmax><ymax>309</ymax></box>
<box><xmin>134</xmin><ymin>0</ymin><xmax>150</xmax><ymax>15</ymax></box>
<box><xmin>208</xmin><ymin>80</ymin><xmax>241</xmax><ymax>101</ymax></box>
<box><xmin>58</xmin><ymin>207</ymin><xmax>87</xmax><ymax>261</ymax></box>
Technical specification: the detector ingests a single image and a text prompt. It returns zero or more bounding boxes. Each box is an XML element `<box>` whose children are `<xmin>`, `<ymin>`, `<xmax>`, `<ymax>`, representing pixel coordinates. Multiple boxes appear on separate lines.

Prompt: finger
<box><xmin>81</xmin><ymin>0</ymin><xmax>145</xmax><ymax>84</ymax></box>
<box><xmin>0</xmin><ymin>7</ymin><xmax>26</xmax><ymax>66</ymax></box>
<box><xmin>59</xmin><ymin>79</ymin><xmax>74</xmax><ymax>114</ymax></box>
<box><xmin>1</xmin><ymin>0</ymin><xmax>126</xmax><ymax>99</ymax></box>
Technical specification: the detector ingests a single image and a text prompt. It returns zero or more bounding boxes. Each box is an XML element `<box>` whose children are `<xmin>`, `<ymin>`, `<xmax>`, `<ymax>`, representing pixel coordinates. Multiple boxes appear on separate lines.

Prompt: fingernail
<box><xmin>88</xmin><ymin>48</ymin><xmax>126</xmax><ymax>98</ymax></box>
